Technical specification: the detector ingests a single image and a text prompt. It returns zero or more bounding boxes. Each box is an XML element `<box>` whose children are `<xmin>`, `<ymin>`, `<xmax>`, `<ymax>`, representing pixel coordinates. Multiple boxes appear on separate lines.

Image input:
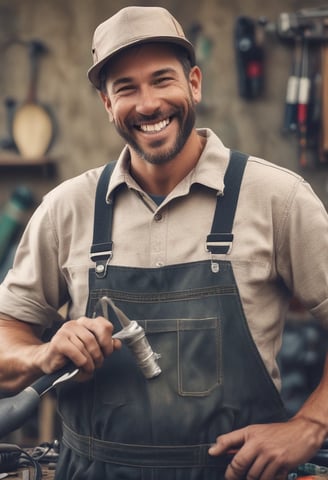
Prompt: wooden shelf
<box><xmin>0</xmin><ymin>152</ymin><xmax>57</xmax><ymax>177</ymax></box>
<box><xmin>0</xmin><ymin>151</ymin><xmax>52</xmax><ymax>166</ymax></box>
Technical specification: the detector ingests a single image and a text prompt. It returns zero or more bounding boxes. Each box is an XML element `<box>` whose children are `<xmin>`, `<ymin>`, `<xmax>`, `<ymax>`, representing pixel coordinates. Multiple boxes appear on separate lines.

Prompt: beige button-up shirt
<box><xmin>1</xmin><ymin>129</ymin><xmax>328</xmax><ymax>388</ymax></box>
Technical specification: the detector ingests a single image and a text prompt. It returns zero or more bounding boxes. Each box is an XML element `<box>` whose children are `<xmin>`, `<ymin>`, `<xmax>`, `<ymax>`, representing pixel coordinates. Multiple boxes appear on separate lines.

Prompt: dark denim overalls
<box><xmin>56</xmin><ymin>151</ymin><xmax>287</xmax><ymax>479</ymax></box>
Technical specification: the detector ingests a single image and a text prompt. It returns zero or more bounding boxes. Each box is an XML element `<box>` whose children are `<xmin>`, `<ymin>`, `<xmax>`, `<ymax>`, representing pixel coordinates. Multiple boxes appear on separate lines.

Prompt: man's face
<box><xmin>101</xmin><ymin>44</ymin><xmax>201</xmax><ymax>166</ymax></box>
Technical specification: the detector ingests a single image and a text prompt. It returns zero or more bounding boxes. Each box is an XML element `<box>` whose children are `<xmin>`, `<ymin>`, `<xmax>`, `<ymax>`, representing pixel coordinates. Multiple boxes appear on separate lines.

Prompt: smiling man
<box><xmin>101</xmin><ymin>44</ymin><xmax>200</xmax><ymax>161</ymax></box>
<box><xmin>99</xmin><ymin>42</ymin><xmax>204</xmax><ymax>193</ymax></box>
<box><xmin>0</xmin><ymin>6</ymin><xmax>328</xmax><ymax>480</ymax></box>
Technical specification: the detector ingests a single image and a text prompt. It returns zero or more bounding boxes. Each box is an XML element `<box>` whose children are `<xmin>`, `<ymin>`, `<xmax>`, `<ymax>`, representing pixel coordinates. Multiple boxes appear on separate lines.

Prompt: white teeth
<box><xmin>140</xmin><ymin>119</ymin><xmax>169</xmax><ymax>133</ymax></box>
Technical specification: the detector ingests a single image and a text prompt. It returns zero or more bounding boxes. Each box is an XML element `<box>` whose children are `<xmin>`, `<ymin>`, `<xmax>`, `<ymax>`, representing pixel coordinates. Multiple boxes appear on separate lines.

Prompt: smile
<box><xmin>137</xmin><ymin>118</ymin><xmax>170</xmax><ymax>133</ymax></box>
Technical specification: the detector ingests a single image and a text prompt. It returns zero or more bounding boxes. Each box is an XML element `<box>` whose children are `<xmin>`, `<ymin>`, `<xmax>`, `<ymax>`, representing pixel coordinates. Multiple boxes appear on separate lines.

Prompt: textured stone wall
<box><xmin>0</xmin><ymin>0</ymin><xmax>327</xmax><ymax>206</ymax></box>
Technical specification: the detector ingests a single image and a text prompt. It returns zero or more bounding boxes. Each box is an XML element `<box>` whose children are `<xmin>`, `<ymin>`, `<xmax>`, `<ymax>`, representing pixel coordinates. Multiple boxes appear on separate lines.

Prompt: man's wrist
<box><xmin>292</xmin><ymin>414</ymin><xmax>328</xmax><ymax>448</ymax></box>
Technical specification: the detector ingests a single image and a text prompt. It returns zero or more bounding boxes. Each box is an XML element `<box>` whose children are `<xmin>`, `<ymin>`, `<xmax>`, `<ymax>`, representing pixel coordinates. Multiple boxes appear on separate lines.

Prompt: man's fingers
<box><xmin>46</xmin><ymin>316</ymin><xmax>118</xmax><ymax>374</ymax></box>
<box><xmin>78</xmin><ymin>316</ymin><xmax>119</xmax><ymax>355</ymax></box>
<box><xmin>226</xmin><ymin>458</ymin><xmax>289</xmax><ymax>480</ymax></box>
<box><xmin>224</xmin><ymin>445</ymin><xmax>258</xmax><ymax>480</ymax></box>
<box><xmin>50</xmin><ymin>330</ymin><xmax>96</xmax><ymax>372</ymax></box>
<box><xmin>67</xmin><ymin>331</ymin><xmax>101</xmax><ymax>371</ymax></box>
<box><xmin>226</xmin><ymin>454</ymin><xmax>249</xmax><ymax>480</ymax></box>
<box><xmin>208</xmin><ymin>429</ymin><xmax>245</xmax><ymax>456</ymax></box>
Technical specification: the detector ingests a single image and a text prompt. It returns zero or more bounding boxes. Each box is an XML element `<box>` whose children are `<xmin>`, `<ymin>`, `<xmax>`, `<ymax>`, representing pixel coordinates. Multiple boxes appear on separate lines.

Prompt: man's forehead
<box><xmin>105</xmin><ymin>43</ymin><xmax>181</xmax><ymax>78</ymax></box>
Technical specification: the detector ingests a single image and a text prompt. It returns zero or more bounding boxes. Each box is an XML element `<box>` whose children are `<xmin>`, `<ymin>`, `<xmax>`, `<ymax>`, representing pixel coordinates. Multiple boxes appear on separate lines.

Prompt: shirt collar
<box><xmin>188</xmin><ymin>128</ymin><xmax>230</xmax><ymax>195</ymax></box>
<box><xmin>105</xmin><ymin>128</ymin><xmax>230</xmax><ymax>202</ymax></box>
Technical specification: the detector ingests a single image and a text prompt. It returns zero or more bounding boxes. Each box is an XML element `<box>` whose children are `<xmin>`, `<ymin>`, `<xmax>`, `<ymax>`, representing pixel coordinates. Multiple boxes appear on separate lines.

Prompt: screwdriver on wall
<box><xmin>283</xmin><ymin>37</ymin><xmax>302</xmax><ymax>133</ymax></box>
<box><xmin>297</xmin><ymin>39</ymin><xmax>311</xmax><ymax>168</ymax></box>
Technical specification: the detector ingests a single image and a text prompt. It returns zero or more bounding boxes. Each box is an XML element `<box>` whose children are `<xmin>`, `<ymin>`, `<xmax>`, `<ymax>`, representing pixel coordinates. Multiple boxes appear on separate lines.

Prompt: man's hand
<box><xmin>208</xmin><ymin>416</ymin><xmax>326</xmax><ymax>480</ymax></box>
<box><xmin>35</xmin><ymin>316</ymin><xmax>121</xmax><ymax>381</ymax></box>
<box><xmin>0</xmin><ymin>315</ymin><xmax>121</xmax><ymax>391</ymax></box>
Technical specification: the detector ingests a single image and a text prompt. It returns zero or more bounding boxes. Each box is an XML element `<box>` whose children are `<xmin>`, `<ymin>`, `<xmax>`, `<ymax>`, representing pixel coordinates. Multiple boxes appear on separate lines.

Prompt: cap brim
<box><xmin>88</xmin><ymin>37</ymin><xmax>196</xmax><ymax>90</ymax></box>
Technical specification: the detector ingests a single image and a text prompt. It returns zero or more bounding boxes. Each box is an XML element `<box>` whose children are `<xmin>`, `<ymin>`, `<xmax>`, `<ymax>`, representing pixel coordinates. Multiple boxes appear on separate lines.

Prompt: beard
<box><xmin>113</xmin><ymin>99</ymin><xmax>196</xmax><ymax>166</ymax></box>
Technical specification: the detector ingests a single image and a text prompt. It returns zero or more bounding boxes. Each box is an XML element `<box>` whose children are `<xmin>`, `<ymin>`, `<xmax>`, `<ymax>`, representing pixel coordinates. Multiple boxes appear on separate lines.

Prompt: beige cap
<box><xmin>88</xmin><ymin>6</ymin><xmax>196</xmax><ymax>89</ymax></box>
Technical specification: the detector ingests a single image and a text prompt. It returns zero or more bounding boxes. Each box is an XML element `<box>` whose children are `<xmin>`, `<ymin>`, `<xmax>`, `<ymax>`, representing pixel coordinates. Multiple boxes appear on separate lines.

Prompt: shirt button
<box><xmin>154</xmin><ymin>213</ymin><xmax>162</xmax><ymax>222</ymax></box>
<box><xmin>156</xmin><ymin>261</ymin><xmax>164</xmax><ymax>267</ymax></box>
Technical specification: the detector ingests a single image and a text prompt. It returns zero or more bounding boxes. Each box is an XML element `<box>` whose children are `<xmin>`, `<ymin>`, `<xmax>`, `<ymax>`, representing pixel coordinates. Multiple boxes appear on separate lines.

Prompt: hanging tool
<box><xmin>234</xmin><ymin>16</ymin><xmax>265</xmax><ymax>99</ymax></box>
<box><xmin>283</xmin><ymin>37</ymin><xmax>302</xmax><ymax>133</ymax></box>
<box><xmin>261</xmin><ymin>7</ymin><xmax>328</xmax><ymax>167</ymax></box>
<box><xmin>297</xmin><ymin>39</ymin><xmax>311</xmax><ymax>168</ymax></box>
<box><xmin>12</xmin><ymin>40</ymin><xmax>54</xmax><ymax>159</ymax></box>
<box><xmin>274</xmin><ymin>8</ymin><xmax>328</xmax><ymax>41</ymax></box>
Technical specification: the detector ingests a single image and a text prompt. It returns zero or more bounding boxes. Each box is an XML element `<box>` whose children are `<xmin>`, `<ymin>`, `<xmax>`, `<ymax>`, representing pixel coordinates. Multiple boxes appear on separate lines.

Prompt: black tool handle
<box><xmin>0</xmin><ymin>387</ymin><xmax>40</xmax><ymax>438</ymax></box>
<box><xmin>0</xmin><ymin>363</ymin><xmax>79</xmax><ymax>438</ymax></box>
<box><xmin>29</xmin><ymin>362</ymin><xmax>79</xmax><ymax>396</ymax></box>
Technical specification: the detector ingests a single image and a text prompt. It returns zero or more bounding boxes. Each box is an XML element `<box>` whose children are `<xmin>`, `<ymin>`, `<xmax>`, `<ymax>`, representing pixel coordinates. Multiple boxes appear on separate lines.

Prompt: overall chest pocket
<box><xmin>92</xmin><ymin>313</ymin><xmax>222</xmax><ymax>416</ymax></box>
<box><xmin>143</xmin><ymin>316</ymin><xmax>222</xmax><ymax>397</ymax></box>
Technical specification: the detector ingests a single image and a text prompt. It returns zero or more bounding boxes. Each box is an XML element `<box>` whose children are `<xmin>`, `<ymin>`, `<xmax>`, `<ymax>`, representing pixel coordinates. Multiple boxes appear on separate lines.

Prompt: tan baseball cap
<box><xmin>88</xmin><ymin>6</ymin><xmax>196</xmax><ymax>89</ymax></box>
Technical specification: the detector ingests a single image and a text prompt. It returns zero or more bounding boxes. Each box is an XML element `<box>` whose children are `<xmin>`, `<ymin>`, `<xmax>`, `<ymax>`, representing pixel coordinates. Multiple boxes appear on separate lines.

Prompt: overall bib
<box><xmin>56</xmin><ymin>151</ymin><xmax>287</xmax><ymax>479</ymax></box>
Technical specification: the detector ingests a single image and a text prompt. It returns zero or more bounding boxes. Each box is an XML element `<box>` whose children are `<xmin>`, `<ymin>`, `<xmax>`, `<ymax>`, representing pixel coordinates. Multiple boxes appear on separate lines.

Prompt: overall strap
<box><xmin>90</xmin><ymin>151</ymin><xmax>248</xmax><ymax>277</ymax></box>
<box><xmin>206</xmin><ymin>150</ymin><xmax>248</xmax><ymax>255</ymax></box>
<box><xmin>89</xmin><ymin>161</ymin><xmax>116</xmax><ymax>278</ymax></box>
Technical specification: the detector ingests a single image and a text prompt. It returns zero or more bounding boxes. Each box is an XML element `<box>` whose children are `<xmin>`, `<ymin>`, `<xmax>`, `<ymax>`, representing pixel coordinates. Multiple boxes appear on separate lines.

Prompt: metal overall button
<box><xmin>96</xmin><ymin>264</ymin><xmax>105</xmax><ymax>274</ymax></box>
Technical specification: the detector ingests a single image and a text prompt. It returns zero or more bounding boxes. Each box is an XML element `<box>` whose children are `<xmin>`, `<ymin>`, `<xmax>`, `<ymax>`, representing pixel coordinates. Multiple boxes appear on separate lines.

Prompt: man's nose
<box><xmin>135</xmin><ymin>86</ymin><xmax>161</xmax><ymax>115</ymax></box>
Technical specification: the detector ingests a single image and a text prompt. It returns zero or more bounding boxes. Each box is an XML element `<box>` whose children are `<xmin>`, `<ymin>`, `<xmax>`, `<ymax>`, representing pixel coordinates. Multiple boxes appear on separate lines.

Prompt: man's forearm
<box><xmin>0</xmin><ymin>317</ymin><xmax>44</xmax><ymax>393</ymax></box>
<box><xmin>293</xmin><ymin>352</ymin><xmax>328</xmax><ymax>441</ymax></box>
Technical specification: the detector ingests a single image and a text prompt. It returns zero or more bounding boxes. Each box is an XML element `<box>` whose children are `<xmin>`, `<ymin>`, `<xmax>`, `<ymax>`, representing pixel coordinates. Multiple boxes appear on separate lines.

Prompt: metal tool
<box><xmin>95</xmin><ymin>296</ymin><xmax>162</xmax><ymax>380</ymax></box>
<box><xmin>261</xmin><ymin>7</ymin><xmax>328</xmax><ymax>44</ymax></box>
<box><xmin>275</xmin><ymin>8</ymin><xmax>328</xmax><ymax>41</ymax></box>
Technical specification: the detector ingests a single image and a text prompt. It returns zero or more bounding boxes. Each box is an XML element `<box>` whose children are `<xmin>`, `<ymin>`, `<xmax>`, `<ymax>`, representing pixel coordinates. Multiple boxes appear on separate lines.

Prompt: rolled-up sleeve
<box><xmin>0</xmin><ymin>199</ymin><xmax>70</xmax><ymax>329</ymax></box>
<box><xmin>276</xmin><ymin>179</ymin><xmax>328</xmax><ymax>327</ymax></box>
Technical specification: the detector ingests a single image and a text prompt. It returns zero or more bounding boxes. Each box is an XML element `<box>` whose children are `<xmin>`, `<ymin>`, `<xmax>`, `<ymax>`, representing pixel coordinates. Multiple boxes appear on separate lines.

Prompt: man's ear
<box><xmin>189</xmin><ymin>66</ymin><xmax>202</xmax><ymax>104</ymax></box>
<box><xmin>100</xmin><ymin>92</ymin><xmax>114</xmax><ymax>122</ymax></box>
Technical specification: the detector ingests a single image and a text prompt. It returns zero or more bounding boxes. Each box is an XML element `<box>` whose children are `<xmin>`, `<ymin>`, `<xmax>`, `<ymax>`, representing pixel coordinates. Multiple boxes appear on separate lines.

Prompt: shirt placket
<box><xmin>150</xmin><ymin>209</ymin><xmax>167</xmax><ymax>267</ymax></box>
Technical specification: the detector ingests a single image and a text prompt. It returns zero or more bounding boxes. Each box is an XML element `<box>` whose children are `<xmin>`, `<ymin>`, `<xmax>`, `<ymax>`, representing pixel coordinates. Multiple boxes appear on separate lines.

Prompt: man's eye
<box><xmin>116</xmin><ymin>85</ymin><xmax>135</xmax><ymax>94</ymax></box>
<box><xmin>155</xmin><ymin>77</ymin><xmax>173</xmax><ymax>85</ymax></box>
